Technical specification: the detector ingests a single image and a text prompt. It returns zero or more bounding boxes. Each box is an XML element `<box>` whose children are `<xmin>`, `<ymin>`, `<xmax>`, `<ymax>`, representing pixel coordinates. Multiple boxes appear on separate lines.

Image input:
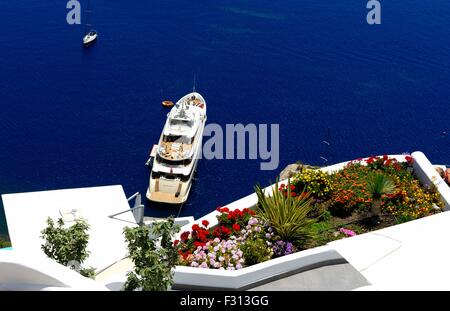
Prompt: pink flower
<box><xmin>339</xmin><ymin>228</ymin><xmax>356</xmax><ymax>237</ymax></box>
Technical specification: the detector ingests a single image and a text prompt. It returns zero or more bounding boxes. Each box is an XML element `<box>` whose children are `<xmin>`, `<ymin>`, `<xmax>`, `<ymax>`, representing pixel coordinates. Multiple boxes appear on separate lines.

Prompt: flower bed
<box><xmin>175</xmin><ymin>154</ymin><xmax>444</xmax><ymax>274</ymax></box>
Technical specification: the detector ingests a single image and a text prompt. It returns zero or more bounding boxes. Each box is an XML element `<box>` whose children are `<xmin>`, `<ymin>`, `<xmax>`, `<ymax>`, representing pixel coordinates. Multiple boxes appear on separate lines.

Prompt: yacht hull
<box><xmin>146</xmin><ymin>92</ymin><xmax>206</xmax><ymax>205</ymax></box>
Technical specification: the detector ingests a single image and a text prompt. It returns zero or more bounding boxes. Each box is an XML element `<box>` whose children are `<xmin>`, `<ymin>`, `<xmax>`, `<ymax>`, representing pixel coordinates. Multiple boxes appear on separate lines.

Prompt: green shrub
<box><xmin>309</xmin><ymin>200</ymin><xmax>332</xmax><ymax>220</ymax></box>
<box><xmin>40</xmin><ymin>217</ymin><xmax>93</xmax><ymax>277</ymax></box>
<box><xmin>240</xmin><ymin>238</ymin><xmax>273</xmax><ymax>266</ymax></box>
<box><xmin>367</xmin><ymin>173</ymin><xmax>396</xmax><ymax>200</ymax></box>
<box><xmin>0</xmin><ymin>237</ymin><xmax>11</xmax><ymax>248</ymax></box>
<box><xmin>255</xmin><ymin>179</ymin><xmax>316</xmax><ymax>248</ymax></box>
<box><xmin>367</xmin><ymin>173</ymin><xmax>396</xmax><ymax>218</ymax></box>
<box><xmin>123</xmin><ymin>217</ymin><xmax>180</xmax><ymax>291</ymax></box>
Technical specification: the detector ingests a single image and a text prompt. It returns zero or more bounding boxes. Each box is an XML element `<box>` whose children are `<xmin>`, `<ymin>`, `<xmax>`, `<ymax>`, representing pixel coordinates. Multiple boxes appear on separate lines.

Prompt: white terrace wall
<box><xmin>411</xmin><ymin>151</ymin><xmax>450</xmax><ymax>209</ymax></box>
<box><xmin>173</xmin><ymin>152</ymin><xmax>450</xmax><ymax>290</ymax></box>
<box><xmin>0</xmin><ymin>251</ymin><xmax>109</xmax><ymax>291</ymax></box>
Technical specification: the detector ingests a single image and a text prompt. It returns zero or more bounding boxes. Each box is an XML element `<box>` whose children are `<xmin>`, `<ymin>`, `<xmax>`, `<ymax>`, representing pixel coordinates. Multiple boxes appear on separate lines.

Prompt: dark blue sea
<box><xmin>1</xmin><ymin>1</ymin><xmax>450</xmax><ymax>238</ymax></box>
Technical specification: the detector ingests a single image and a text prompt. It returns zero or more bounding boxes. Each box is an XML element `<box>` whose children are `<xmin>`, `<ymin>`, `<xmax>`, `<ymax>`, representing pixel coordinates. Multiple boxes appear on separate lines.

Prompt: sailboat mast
<box><xmin>84</xmin><ymin>0</ymin><xmax>92</xmax><ymax>34</ymax></box>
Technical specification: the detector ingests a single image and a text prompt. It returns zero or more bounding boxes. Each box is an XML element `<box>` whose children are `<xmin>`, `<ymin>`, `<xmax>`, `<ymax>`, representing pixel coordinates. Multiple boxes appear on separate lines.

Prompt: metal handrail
<box><xmin>108</xmin><ymin>192</ymin><xmax>145</xmax><ymax>226</ymax></box>
<box><xmin>127</xmin><ymin>192</ymin><xmax>140</xmax><ymax>203</ymax></box>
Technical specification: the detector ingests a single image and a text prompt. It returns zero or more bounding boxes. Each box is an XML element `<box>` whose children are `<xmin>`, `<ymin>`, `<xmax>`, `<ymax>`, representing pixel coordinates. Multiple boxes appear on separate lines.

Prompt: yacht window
<box><xmin>170</xmin><ymin>119</ymin><xmax>193</xmax><ymax>127</ymax></box>
<box><xmin>156</xmin><ymin>154</ymin><xmax>193</xmax><ymax>166</ymax></box>
<box><xmin>163</xmin><ymin>135</ymin><xmax>193</xmax><ymax>144</ymax></box>
<box><xmin>152</xmin><ymin>170</ymin><xmax>191</xmax><ymax>181</ymax></box>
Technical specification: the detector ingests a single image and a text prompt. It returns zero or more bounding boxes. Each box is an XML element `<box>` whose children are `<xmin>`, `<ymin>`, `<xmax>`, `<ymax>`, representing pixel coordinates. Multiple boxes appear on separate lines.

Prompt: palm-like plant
<box><xmin>254</xmin><ymin>179</ymin><xmax>315</xmax><ymax>248</ymax></box>
<box><xmin>367</xmin><ymin>173</ymin><xmax>396</xmax><ymax>218</ymax></box>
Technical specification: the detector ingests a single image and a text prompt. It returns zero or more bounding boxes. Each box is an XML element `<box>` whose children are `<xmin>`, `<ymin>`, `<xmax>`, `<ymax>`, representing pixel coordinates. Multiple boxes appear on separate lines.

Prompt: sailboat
<box><xmin>83</xmin><ymin>0</ymin><xmax>98</xmax><ymax>47</ymax></box>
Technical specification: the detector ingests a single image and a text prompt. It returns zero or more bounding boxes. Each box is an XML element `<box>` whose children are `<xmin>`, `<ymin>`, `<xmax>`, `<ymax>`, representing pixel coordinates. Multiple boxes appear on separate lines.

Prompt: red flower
<box><xmin>405</xmin><ymin>155</ymin><xmax>413</xmax><ymax>165</ymax></box>
<box><xmin>197</xmin><ymin>231</ymin><xmax>207</xmax><ymax>242</ymax></box>
<box><xmin>290</xmin><ymin>185</ymin><xmax>296</xmax><ymax>191</ymax></box>
<box><xmin>232</xmin><ymin>223</ymin><xmax>240</xmax><ymax>231</ymax></box>
<box><xmin>242</xmin><ymin>208</ymin><xmax>255</xmax><ymax>215</ymax></box>
<box><xmin>213</xmin><ymin>227</ymin><xmax>221</xmax><ymax>237</ymax></box>
<box><xmin>366</xmin><ymin>157</ymin><xmax>374</xmax><ymax>164</ymax></box>
<box><xmin>192</xmin><ymin>224</ymin><xmax>200</xmax><ymax>231</ymax></box>
<box><xmin>194</xmin><ymin>241</ymin><xmax>206</xmax><ymax>248</ymax></box>
<box><xmin>202</xmin><ymin>220</ymin><xmax>209</xmax><ymax>227</ymax></box>
<box><xmin>173</xmin><ymin>240</ymin><xmax>180</xmax><ymax>246</ymax></box>
<box><xmin>221</xmin><ymin>226</ymin><xmax>231</xmax><ymax>235</ymax></box>
<box><xmin>383</xmin><ymin>155</ymin><xmax>388</xmax><ymax>161</ymax></box>
<box><xmin>180</xmin><ymin>231</ymin><xmax>190</xmax><ymax>241</ymax></box>
<box><xmin>220</xmin><ymin>207</ymin><xmax>229</xmax><ymax>213</ymax></box>
<box><xmin>291</xmin><ymin>192</ymin><xmax>297</xmax><ymax>197</ymax></box>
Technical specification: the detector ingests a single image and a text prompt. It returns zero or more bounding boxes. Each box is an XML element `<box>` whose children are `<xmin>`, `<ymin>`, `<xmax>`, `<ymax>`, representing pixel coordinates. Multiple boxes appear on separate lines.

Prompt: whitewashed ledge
<box><xmin>173</xmin><ymin>245</ymin><xmax>344</xmax><ymax>290</ymax></box>
<box><xmin>0</xmin><ymin>251</ymin><xmax>108</xmax><ymax>291</ymax></box>
<box><xmin>173</xmin><ymin>151</ymin><xmax>450</xmax><ymax>290</ymax></box>
<box><xmin>411</xmin><ymin>151</ymin><xmax>450</xmax><ymax>209</ymax></box>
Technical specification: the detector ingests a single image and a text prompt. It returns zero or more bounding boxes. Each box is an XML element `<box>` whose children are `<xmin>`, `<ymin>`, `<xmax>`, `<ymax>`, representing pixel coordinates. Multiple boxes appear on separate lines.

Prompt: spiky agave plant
<box><xmin>254</xmin><ymin>179</ymin><xmax>315</xmax><ymax>248</ymax></box>
<box><xmin>367</xmin><ymin>173</ymin><xmax>396</xmax><ymax>218</ymax></box>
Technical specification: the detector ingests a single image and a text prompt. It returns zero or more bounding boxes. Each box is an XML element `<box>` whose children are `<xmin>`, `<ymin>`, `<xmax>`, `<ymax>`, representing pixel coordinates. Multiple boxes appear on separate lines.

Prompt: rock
<box><xmin>435</xmin><ymin>167</ymin><xmax>445</xmax><ymax>179</ymax></box>
<box><xmin>279</xmin><ymin>163</ymin><xmax>302</xmax><ymax>181</ymax></box>
<box><xmin>279</xmin><ymin>163</ymin><xmax>321</xmax><ymax>181</ymax></box>
<box><xmin>432</xmin><ymin>204</ymin><xmax>442</xmax><ymax>211</ymax></box>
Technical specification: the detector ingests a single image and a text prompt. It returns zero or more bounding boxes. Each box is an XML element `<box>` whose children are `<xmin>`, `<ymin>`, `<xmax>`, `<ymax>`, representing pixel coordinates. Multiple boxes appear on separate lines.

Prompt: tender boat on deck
<box><xmin>146</xmin><ymin>92</ymin><xmax>207</xmax><ymax>204</ymax></box>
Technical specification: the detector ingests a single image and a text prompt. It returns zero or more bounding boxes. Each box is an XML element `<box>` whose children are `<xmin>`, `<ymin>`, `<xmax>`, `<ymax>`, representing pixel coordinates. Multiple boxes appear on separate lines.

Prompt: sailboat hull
<box><xmin>83</xmin><ymin>34</ymin><xmax>98</xmax><ymax>47</ymax></box>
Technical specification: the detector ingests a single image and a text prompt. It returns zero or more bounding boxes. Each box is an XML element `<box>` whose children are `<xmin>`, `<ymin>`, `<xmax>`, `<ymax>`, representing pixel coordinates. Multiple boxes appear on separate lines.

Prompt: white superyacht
<box><xmin>146</xmin><ymin>92</ymin><xmax>207</xmax><ymax>204</ymax></box>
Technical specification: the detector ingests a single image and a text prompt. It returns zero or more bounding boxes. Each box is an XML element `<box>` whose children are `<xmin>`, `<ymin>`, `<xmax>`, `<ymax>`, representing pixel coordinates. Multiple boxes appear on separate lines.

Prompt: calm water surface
<box><xmin>1</xmin><ymin>1</ymin><xmax>450</xmax><ymax>237</ymax></box>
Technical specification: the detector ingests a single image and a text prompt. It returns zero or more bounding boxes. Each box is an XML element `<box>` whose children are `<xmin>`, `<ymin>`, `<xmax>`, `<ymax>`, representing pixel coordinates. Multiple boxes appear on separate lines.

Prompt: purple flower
<box><xmin>248</xmin><ymin>217</ymin><xmax>258</xmax><ymax>226</ymax></box>
<box><xmin>272</xmin><ymin>240</ymin><xmax>296</xmax><ymax>257</ymax></box>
